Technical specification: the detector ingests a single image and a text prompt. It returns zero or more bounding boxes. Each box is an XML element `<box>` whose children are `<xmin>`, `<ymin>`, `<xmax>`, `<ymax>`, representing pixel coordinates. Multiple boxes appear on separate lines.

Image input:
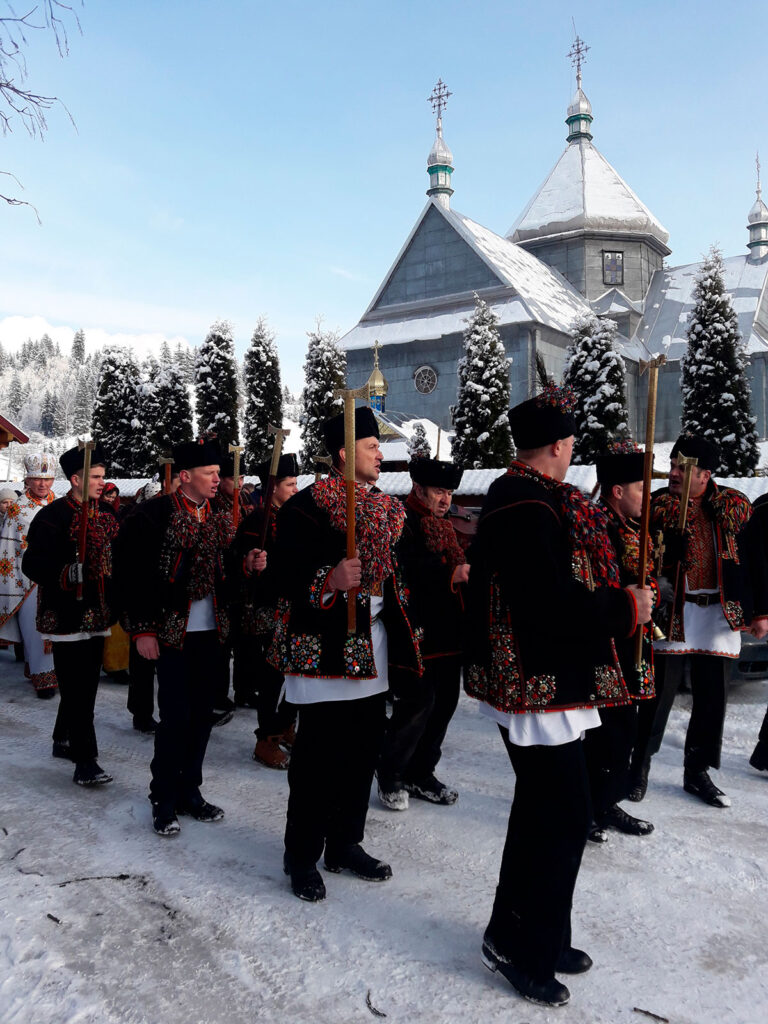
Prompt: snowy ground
<box><xmin>1</xmin><ymin>651</ymin><xmax>767</xmax><ymax>1024</ymax></box>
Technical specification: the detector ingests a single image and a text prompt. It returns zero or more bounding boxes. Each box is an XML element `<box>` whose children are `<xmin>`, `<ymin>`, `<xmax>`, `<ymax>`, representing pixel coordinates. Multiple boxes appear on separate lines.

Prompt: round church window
<box><xmin>414</xmin><ymin>365</ymin><xmax>437</xmax><ymax>394</ymax></box>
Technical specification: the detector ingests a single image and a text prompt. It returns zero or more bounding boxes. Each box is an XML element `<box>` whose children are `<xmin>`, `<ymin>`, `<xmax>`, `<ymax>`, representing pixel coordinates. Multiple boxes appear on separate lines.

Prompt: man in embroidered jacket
<box><xmin>632</xmin><ymin>435</ymin><xmax>753</xmax><ymax>809</ymax></box>
<box><xmin>116</xmin><ymin>439</ymin><xmax>266</xmax><ymax>837</ymax></box>
<box><xmin>208</xmin><ymin>450</ymin><xmax>253</xmax><ymax>726</ymax></box>
<box><xmin>464</xmin><ymin>389</ymin><xmax>653</xmax><ymax>1008</ymax></box>
<box><xmin>377</xmin><ymin>456</ymin><xmax>469</xmax><ymax>811</ymax></box>
<box><xmin>269</xmin><ymin>405</ymin><xmax>421</xmax><ymax>902</ymax></box>
<box><xmin>584</xmin><ymin>443</ymin><xmax>659</xmax><ymax>842</ymax></box>
<box><xmin>230</xmin><ymin>453</ymin><xmax>299</xmax><ymax>769</ymax></box>
<box><xmin>22</xmin><ymin>443</ymin><xmax>118</xmax><ymax>786</ymax></box>
<box><xmin>0</xmin><ymin>452</ymin><xmax>58</xmax><ymax>698</ymax></box>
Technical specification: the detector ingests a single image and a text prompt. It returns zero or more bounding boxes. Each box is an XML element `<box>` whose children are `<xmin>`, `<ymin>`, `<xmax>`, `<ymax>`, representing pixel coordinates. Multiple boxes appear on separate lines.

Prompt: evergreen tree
<box><xmin>70</xmin><ymin>328</ymin><xmax>86</xmax><ymax>365</ymax></box>
<box><xmin>151</xmin><ymin>362</ymin><xmax>194</xmax><ymax>462</ymax></box>
<box><xmin>407</xmin><ymin>422</ymin><xmax>431</xmax><ymax>460</ymax></box>
<box><xmin>91</xmin><ymin>347</ymin><xmax>143</xmax><ymax>476</ymax></box>
<box><xmin>40</xmin><ymin>390</ymin><xmax>55</xmax><ymax>436</ymax></box>
<box><xmin>72</xmin><ymin>369</ymin><xmax>93</xmax><ymax>434</ymax></box>
<box><xmin>159</xmin><ymin>339</ymin><xmax>172</xmax><ymax>366</ymax></box>
<box><xmin>243</xmin><ymin>317</ymin><xmax>283</xmax><ymax>466</ymax></box>
<box><xmin>451</xmin><ymin>296</ymin><xmax>513</xmax><ymax>469</ymax></box>
<box><xmin>7</xmin><ymin>372</ymin><xmax>23</xmax><ymax>417</ymax></box>
<box><xmin>563</xmin><ymin>313</ymin><xmax>629</xmax><ymax>465</ymax></box>
<box><xmin>0</xmin><ymin>340</ymin><xmax>7</xmax><ymax>373</ymax></box>
<box><xmin>681</xmin><ymin>246</ymin><xmax>759</xmax><ymax>475</ymax></box>
<box><xmin>299</xmin><ymin>320</ymin><xmax>346</xmax><ymax>471</ymax></box>
<box><xmin>195</xmin><ymin>320</ymin><xmax>240</xmax><ymax>451</ymax></box>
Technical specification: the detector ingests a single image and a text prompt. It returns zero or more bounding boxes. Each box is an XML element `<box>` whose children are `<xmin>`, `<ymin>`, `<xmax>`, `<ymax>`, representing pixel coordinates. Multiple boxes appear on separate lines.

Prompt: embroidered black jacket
<box><xmin>115</xmin><ymin>493</ymin><xmax>235</xmax><ymax>649</ymax></box>
<box><xmin>22</xmin><ymin>495</ymin><xmax>118</xmax><ymax>636</ymax></box>
<box><xmin>598</xmin><ymin>498</ymin><xmax>658</xmax><ymax>700</ymax></box>
<box><xmin>464</xmin><ymin>469</ymin><xmax>636</xmax><ymax>715</ymax></box>
<box><xmin>267</xmin><ymin>484</ymin><xmax>421</xmax><ymax>681</ymax></box>
<box><xmin>650</xmin><ymin>482</ymin><xmax>751</xmax><ymax>639</ymax></box>
<box><xmin>396</xmin><ymin>504</ymin><xmax>465</xmax><ymax>660</ymax></box>
<box><xmin>229</xmin><ymin>504</ymin><xmax>281</xmax><ymax>637</ymax></box>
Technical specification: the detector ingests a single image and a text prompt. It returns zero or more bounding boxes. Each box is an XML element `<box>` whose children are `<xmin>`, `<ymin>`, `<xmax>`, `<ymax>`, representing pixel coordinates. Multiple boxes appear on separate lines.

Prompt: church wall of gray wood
<box><xmin>374</xmin><ymin>205</ymin><xmax>500</xmax><ymax>309</ymax></box>
<box><xmin>521</xmin><ymin>235</ymin><xmax>664</xmax><ymax>304</ymax></box>
<box><xmin>345</xmin><ymin>324</ymin><xmax>543</xmax><ymax>430</ymax></box>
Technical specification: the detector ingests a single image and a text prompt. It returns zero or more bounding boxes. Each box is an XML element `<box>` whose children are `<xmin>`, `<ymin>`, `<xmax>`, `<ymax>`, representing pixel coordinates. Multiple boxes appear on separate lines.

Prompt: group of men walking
<box><xmin>2</xmin><ymin>384</ymin><xmax>767</xmax><ymax>1010</ymax></box>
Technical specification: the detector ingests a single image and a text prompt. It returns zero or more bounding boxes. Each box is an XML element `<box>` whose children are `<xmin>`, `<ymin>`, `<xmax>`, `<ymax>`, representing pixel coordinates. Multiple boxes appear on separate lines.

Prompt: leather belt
<box><xmin>684</xmin><ymin>593</ymin><xmax>720</xmax><ymax>607</ymax></box>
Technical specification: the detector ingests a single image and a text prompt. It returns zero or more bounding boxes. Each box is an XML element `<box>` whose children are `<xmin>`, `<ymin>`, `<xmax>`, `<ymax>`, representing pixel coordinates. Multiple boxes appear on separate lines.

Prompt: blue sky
<box><xmin>1</xmin><ymin>0</ymin><xmax>766</xmax><ymax>390</ymax></box>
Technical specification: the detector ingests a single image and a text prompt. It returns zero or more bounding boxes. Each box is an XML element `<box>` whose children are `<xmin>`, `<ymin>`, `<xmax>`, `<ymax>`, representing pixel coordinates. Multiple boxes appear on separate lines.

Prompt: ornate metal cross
<box><xmin>428</xmin><ymin>79</ymin><xmax>452</xmax><ymax>118</ymax></box>
<box><xmin>568</xmin><ymin>34</ymin><xmax>590</xmax><ymax>88</ymax></box>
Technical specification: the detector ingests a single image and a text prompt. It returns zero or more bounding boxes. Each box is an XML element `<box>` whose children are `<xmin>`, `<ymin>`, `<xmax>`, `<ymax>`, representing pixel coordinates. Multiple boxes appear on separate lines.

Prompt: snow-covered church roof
<box><xmin>635</xmin><ymin>254</ymin><xmax>768</xmax><ymax>361</ymax></box>
<box><xmin>507</xmin><ymin>139</ymin><xmax>670</xmax><ymax>249</ymax></box>
<box><xmin>340</xmin><ymin>199</ymin><xmax>590</xmax><ymax>350</ymax></box>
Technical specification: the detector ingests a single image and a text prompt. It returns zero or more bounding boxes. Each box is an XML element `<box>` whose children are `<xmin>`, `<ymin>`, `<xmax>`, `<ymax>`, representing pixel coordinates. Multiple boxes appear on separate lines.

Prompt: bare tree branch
<box><xmin>1</xmin><ymin>2</ymin><xmax>80</xmax><ymax>208</ymax></box>
<box><xmin>1</xmin><ymin>168</ymin><xmax>41</xmax><ymax>220</ymax></box>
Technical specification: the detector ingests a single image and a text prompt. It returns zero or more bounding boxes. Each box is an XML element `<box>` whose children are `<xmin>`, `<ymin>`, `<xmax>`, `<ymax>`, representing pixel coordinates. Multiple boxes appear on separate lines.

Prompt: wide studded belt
<box><xmin>684</xmin><ymin>592</ymin><xmax>720</xmax><ymax>607</ymax></box>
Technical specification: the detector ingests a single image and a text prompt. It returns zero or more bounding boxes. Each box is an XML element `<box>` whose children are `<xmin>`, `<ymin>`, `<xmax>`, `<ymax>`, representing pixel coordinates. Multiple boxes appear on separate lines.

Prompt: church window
<box><xmin>414</xmin><ymin>365</ymin><xmax>438</xmax><ymax>394</ymax></box>
<box><xmin>603</xmin><ymin>251</ymin><xmax>624</xmax><ymax>285</ymax></box>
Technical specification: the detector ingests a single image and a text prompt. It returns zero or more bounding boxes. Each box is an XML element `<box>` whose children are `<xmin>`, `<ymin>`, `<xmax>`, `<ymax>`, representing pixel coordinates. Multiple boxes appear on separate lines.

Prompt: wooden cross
<box><xmin>332</xmin><ymin>383</ymin><xmax>371</xmax><ymax>632</ymax></box>
<box><xmin>158</xmin><ymin>454</ymin><xmax>174</xmax><ymax>495</ymax></box>
<box><xmin>228</xmin><ymin>441</ymin><xmax>244</xmax><ymax>528</ymax></box>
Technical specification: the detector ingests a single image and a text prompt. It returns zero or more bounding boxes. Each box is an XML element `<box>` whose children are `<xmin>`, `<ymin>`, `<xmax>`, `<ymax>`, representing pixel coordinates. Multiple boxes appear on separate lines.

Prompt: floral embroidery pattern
<box><xmin>724</xmin><ymin>600</ymin><xmax>744</xmax><ymax>629</ymax></box>
<box><xmin>594</xmin><ymin>664</ymin><xmax>624</xmax><ymax>702</ymax></box>
<box><xmin>343</xmin><ymin>634</ymin><xmax>374</xmax><ymax>677</ymax></box>
<box><xmin>632</xmin><ymin>660</ymin><xmax>655</xmax><ymax>700</ymax></box>
<box><xmin>506</xmin><ymin>462</ymin><xmax>620</xmax><ymax>589</ymax></box>
<box><xmin>159</xmin><ymin>610</ymin><xmax>186</xmax><ymax>649</ymax></box>
<box><xmin>39</xmin><ymin>609</ymin><xmax>58</xmax><ymax>632</ymax></box>
<box><xmin>489</xmin><ymin>629</ymin><xmax>522</xmax><ymax>711</ymax></box>
<box><xmin>308</xmin><ymin>566</ymin><xmax>334</xmax><ymax>609</ymax></box>
<box><xmin>290</xmin><ymin>633</ymin><xmax>322</xmax><ymax>673</ymax></box>
<box><xmin>525</xmin><ymin>674</ymin><xmax>556</xmax><ymax>707</ymax></box>
<box><xmin>312</xmin><ymin>472</ymin><xmax>405</xmax><ymax>595</ymax></box>
<box><xmin>0</xmin><ymin>556</ymin><xmax>14</xmax><ymax>579</ymax></box>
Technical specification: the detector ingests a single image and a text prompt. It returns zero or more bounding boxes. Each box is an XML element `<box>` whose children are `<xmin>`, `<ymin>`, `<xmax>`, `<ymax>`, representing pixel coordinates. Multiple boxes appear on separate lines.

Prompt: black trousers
<box><xmin>486</xmin><ymin>730</ymin><xmax>592</xmax><ymax>982</ymax></box>
<box><xmin>251</xmin><ymin>636</ymin><xmax>295</xmax><ymax>740</ymax></box>
<box><xmin>634</xmin><ymin>654</ymin><xmax>729</xmax><ymax>773</ymax></box>
<box><xmin>149</xmin><ymin>631</ymin><xmax>219</xmax><ymax>809</ymax></box>
<box><xmin>127</xmin><ymin>641</ymin><xmax>156</xmax><ymax>722</ymax></box>
<box><xmin>284</xmin><ymin>692</ymin><xmax>387</xmax><ymax>867</ymax></box>
<box><xmin>232</xmin><ymin>634</ymin><xmax>257</xmax><ymax>703</ymax></box>
<box><xmin>211</xmin><ymin>641</ymin><xmax>233</xmax><ymax>711</ymax></box>
<box><xmin>379</xmin><ymin>655</ymin><xmax>461</xmax><ymax>785</ymax></box>
<box><xmin>52</xmin><ymin>637</ymin><xmax>105</xmax><ymax>763</ymax></box>
<box><xmin>584</xmin><ymin>703</ymin><xmax>639</xmax><ymax>820</ymax></box>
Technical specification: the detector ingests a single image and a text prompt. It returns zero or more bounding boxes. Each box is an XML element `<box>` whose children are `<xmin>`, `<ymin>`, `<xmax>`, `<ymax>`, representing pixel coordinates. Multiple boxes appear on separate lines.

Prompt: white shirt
<box><xmin>284</xmin><ymin>594</ymin><xmax>389</xmax><ymax>705</ymax></box>
<box><xmin>480</xmin><ymin>703</ymin><xmax>601</xmax><ymax>746</ymax></box>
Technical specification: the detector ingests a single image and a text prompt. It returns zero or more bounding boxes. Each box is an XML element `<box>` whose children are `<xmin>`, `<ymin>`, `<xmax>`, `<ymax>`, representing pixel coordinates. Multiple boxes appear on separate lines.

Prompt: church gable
<box><xmin>372</xmin><ymin>204</ymin><xmax>502</xmax><ymax>311</ymax></box>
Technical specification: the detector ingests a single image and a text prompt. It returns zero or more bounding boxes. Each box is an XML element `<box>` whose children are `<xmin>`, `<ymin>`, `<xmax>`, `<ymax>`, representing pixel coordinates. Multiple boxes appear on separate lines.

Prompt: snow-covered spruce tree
<box><xmin>7</xmin><ymin>371</ymin><xmax>23</xmax><ymax>417</ymax></box>
<box><xmin>681</xmin><ymin>246</ymin><xmax>759</xmax><ymax>475</ymax></box>
<box><xmin>70</xmin><ymin>328</ymin><xmax>86</xmax><ymax>365</ymax></box>
<box><xmin>299</xmin><ymin>320</ymin><xmax>346</xmax><ymax>471</ymax></box>
<box><xmin>149</xmin><ymin>362</ymin><xmax>194</xmax><ymax>464</ymax></box>
<box><xmin>72</xmin><ymin>369</ymin><xmax>92</xmax><ymax>434</ymax></box>
<box><xmin>195</xmin><ymin>320</ymin><xmax>240</xmax><ymax>451</ymax></box>
<box><xmin>40</xmin><ymin>391</ymin><xmax>56</xmax><ymax>436</ymax></box>
<box><xmin>407</xmin><ymin>422</ymin><xmax>431</xmax><ymax>460</ymax></box>
<box><xmin>451</xmin><ymin>296</ymin><xmax>513</xmax><ymax>469</ymax></box>
<box><xmin>91</xmin><ymin>347</ymin><xmax>143</xmax><ymax>476</ymax></box>
<box><xmin>132</xmin><ymin>358</ymin><xmax>162</xmax><ymax>476</ymax></box>
<box><xmin>563</xmin><ymin>313</ymin><xmax>629</xmax><ymax>465</ymax></box>
<box><xmin>243</xmin><ymin>317</ymin><xmax>283</xmax><ymax>467</ymax></box>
